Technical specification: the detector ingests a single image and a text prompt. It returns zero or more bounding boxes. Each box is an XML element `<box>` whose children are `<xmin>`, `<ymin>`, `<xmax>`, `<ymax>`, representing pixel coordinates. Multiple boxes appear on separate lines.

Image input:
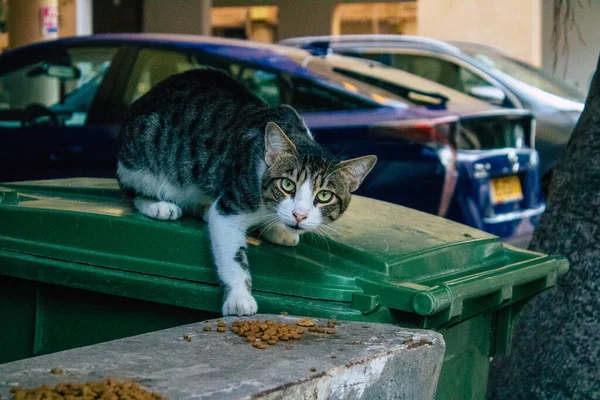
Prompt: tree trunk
<box><xmin>487</xmin><ymin>54</ymin><xmax>600</xmax><ymax>399</ymax></box>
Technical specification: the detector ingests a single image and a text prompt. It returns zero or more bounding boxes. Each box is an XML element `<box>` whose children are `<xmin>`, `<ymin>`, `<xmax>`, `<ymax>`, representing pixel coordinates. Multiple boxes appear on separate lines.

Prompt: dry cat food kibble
<box><xmin>203</xmin><ymin>326</ymin><xmax>212</xmax><ymax>332</ymax></box>
<box><xmin>10</xmin><ymin>378</ymin><xmax>167</xmax><ymax>400</ymax></box>
<box><xmin>296</xmin><ymin>318</ymin><xmax>315</xmax><ymax>327</ymax></box>
<box><xmin>225</xmin><ymin>318</ymin><xmax>335</xmax><ymax>350</ymax></box>
<box><xmin>49</xmin><ymin>368</ymin><xmax>63</xmax><ymax>375</ymax></box>
<box><xmin>183</xmin><ymin>335</ymin><xmax>192</xmax><ymax>342</ymax></box>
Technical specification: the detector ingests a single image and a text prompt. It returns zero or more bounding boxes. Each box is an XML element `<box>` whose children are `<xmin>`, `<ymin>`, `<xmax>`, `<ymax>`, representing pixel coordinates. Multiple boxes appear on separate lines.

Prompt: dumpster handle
<box><xmin>411</xmin><ymin>257</ymin><xmax>568</xmax><ymax>316</ymax></box>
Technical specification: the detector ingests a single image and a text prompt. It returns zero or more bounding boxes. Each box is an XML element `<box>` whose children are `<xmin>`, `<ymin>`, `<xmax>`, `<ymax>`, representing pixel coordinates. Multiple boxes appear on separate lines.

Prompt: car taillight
<box><xmin>369</xmin><ymin>117</ymin><xmax>460</xmax><ymax>147</ymax></box>
<box><xmin>368</xmin><ymin>118</ymin><xmax>460</xmax><ymax>217</ymax></box>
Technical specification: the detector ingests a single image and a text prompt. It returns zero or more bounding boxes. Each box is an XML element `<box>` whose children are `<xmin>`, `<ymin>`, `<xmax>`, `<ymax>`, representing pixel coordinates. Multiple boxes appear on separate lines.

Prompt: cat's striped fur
<box><xmin>117</xmin><ymin>69</ymin><xmax>376</xmax><ymax>316</ymax></box>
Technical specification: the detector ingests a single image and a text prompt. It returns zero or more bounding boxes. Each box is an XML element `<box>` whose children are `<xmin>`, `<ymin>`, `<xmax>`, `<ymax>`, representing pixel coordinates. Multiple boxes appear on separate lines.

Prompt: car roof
<box><xmin>24</xmin><ymin>33</ymin><xmax>311</xmax><ymax>56</ymax></box>
<box><xmin>446</xmin><ymin>40</ymin><xmax>512</xmax><ymax>56</ymax></box>
<box><xmin>280</xmin><ymin>34</ymin><xmax>465</xmax><ymax>56</ymax></box>
<box><xmin>1</xmin><ymin>33</ymin><xmax>315</xmax><ymax>77</ymax></box>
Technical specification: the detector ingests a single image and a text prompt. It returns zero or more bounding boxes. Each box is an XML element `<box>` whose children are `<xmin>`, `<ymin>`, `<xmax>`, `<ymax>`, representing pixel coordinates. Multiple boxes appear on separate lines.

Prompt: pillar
<box><xmin>277</xmin><ymin>0</ymin><xmax>337</xmax><ymax>40</ymax></box>
<box><xmin>143</xmin><ymin>0</ymin><xmax>211</xmax><ymax>36</ymax></box>
<box><xmin>76</xmin><ymin>0</ymin><xmax>93</xmax><ymax>36</ymax></box>
<box><xmin>7</xmin><ymin>0</ymin><xmax>59</xmax><ymax>49</ymax></box>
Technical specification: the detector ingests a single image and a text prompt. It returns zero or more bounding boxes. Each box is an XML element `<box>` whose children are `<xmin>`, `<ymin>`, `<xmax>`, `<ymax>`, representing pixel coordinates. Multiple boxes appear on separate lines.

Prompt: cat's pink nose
<box><xmin>293</xmin><ymin>212</ymin><xmax>307</xmax><ymax>224</ymax></box>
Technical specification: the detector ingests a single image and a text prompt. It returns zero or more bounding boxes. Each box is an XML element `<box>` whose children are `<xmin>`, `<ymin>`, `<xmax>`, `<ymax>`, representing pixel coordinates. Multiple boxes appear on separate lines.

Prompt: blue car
<box><xmin>0</xmin><ymin>34</ymin><xmax>543</xmax><ymax>245</ymax></box>
<box><xmin>280</xmin><ymin>35</ymin><xmax>586</xmax><ymax>194</ymax></box>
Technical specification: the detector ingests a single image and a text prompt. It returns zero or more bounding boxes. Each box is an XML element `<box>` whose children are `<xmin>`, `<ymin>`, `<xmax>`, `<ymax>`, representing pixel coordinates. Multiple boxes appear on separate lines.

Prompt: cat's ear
<box><xmin>334</xmin><ymin>155</ymin><xmax>378</xmax><ymax>192</ymax></box>
<box><xmin>265</xmin><ymin>122</ymin><xmax>296</xmax><ymax>166</ymax></box>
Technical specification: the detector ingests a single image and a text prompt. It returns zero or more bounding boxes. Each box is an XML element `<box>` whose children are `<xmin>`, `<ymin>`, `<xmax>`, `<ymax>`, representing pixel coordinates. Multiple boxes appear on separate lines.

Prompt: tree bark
<box><xmin>487</xmin><ymin>54</ymin><xmax>600</xmax><ymax>399</ymax></box>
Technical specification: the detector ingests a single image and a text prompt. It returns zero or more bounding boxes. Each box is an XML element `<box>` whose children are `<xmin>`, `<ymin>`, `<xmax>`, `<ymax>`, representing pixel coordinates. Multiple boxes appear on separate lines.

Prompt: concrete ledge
<box><xmin>0</xmin><ymin>315</ymin><xmax>445</xmax><ymax>399</ymax></box>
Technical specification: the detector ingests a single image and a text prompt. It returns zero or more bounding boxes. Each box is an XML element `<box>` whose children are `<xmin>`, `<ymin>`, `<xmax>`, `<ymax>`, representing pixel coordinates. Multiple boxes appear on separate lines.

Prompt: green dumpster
<box><xmin>0</xmin><ymin>178</ymin><xmax>567</xmax><ymax>399</ymax></box>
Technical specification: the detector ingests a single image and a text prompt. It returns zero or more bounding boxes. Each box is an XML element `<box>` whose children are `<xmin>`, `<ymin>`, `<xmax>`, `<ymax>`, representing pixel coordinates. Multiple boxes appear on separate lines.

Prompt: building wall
<box><xmin>417</xmin><ymin>0</ymin><xmax>542</xmax><ymax>66</ymax></box>
<box><xmin>277</xmin><ymin>0</ymin><xmax>337</xmax><ymax>40</ymax></box>
<box><xmin>541</xmin><ymin>0</ymin><xmax>600</xmax><ymax>94</ymax></box>
<box><xmin>59</xmin><ymin>0</ymin><xmax>77</xmax><ymax>37</ymax></box>
<box><xmin>143</xmin><ymin>0</ymin><xmax>211</xmax><ymax>35</ymax></box>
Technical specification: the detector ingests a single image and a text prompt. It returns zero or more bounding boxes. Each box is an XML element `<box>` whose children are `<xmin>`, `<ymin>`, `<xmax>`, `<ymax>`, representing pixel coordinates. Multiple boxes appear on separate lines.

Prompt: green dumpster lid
<box><xmin>0</xmin><ymin>178</ymin><xmax>568</xmax><ymax>327</ymax></box>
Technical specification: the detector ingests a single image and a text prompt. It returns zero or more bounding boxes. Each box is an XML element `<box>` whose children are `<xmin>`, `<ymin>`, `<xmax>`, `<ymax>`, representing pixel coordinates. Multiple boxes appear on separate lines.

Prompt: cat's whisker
<box><xmin>314</xmin><ymin>226</ymin><xmax>332</xmax><ymax>256</ymax></box>
<box><xmin>324</xmin><ymin>149</ymin><xmax>346</xmax><ymax>180</ymax></box>
<box><xmin>256</xmin><ymin>218</ymin><xmax>281</xmax><ymax>238</ymax></box>
<box><xmin>319</xmin><ymin>223</ymin><xmax>341</xmax><ymax>236</ymax></box>
<box><xmin>254</xmin><ymin>216</ymin><xmax>279</xmax><ymax>232</ymax></box>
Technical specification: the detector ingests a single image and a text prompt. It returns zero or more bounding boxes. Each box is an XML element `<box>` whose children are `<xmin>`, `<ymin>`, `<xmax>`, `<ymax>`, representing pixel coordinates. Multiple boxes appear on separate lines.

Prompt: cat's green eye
<box><xmin>280</xmin><ymin>178</ymin><xmax>296</xmax><ymax>194</ymax></box>
<box><xmin>316</xmin><ymin>190</ymin><xmax>333</xmax><ymax>203</ymax></box>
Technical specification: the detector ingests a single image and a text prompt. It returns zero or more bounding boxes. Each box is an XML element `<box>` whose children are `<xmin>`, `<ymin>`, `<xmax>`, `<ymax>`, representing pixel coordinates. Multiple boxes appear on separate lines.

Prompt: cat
<box><xmin>116</xmin><ymin>68</ymin><xmax>377</xmax><ymax>316</ymax></box>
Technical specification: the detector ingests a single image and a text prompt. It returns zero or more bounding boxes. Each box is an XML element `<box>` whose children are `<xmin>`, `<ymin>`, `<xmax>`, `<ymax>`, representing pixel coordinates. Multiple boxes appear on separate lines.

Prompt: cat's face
<box><xmin>261</xmin><ymin>122</ymin><xmax>377</xmax><ymax>233</ymax></box>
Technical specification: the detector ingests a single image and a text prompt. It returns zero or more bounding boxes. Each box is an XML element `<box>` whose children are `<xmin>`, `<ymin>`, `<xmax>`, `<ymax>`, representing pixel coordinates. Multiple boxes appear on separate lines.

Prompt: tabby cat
<box><xmin>117</xmin><ymin>69</ymin><xmax>377</xmax><ymax>316</ymax></box>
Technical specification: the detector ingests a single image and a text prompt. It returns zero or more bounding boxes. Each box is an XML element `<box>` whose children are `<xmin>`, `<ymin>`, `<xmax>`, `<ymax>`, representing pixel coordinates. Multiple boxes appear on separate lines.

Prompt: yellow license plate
<box><xmin>491</xmin><ymin>176</ymin><xmax>523</xmax><ymax>204</ymax></box>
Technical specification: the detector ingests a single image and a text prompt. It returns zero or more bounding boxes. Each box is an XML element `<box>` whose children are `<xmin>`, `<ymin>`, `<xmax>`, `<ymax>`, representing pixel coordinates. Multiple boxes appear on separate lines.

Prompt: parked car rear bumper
<box><xmin>482</xmin><ymin>203</ymin><xmax>545</xmax><ymax>246</ymax></box>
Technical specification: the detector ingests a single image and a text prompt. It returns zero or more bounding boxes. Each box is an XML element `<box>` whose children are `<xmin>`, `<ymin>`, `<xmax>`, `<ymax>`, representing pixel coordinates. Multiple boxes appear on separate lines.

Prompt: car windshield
<box><xmin>461</xmin><ymin>48</ymin><xmax>586</xmax><ymax>103</ymax></box>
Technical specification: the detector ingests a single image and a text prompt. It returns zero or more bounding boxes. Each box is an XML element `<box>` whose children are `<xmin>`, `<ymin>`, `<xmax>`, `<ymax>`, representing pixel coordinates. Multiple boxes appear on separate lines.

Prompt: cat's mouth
<box><xmin>286</xmin><ymin>224</ymin><xmax>304</xmax><ymax>232</ymax></box>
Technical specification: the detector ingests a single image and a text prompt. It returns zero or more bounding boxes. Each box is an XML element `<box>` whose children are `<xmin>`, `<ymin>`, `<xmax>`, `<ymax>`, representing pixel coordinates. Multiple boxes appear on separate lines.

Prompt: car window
<box><xmin>463</xmin><ymin>49</ymin><xmax>587</xmax><ymax>102</ymax></box>
<box><xmin>458</xmin><ymin>67</ymin><xmax>493</xmax><ymax>93</ymax></box>
<box><xmin>284</xmin><ymin>74</ymin><xmax>376</xmax><ymax>112</ymax></box>
<box><xmin>0</xmin><ymin>46</ymin><xmax>117</xmax><ymax>128</ymax></box>
<box><xmin>228</xmin><ymin>64</ymin><xmax>281</xmax><ymax>107</ymax></box>
<box><xmin>228</xmin><ymin>63</ymin><xmax>376</xmax><ymax>112</ymax></box>
<box><xmin>123</xmin><ymin>48</ymin><xmax>378</xmax><ymax>113</ymax></box>
<box><xmin>386</xmin><ymin>53</ymin><xmax>493</xmax><ymax>95</ymax></box>
<box><xmin>123</xmin><ymin>49</ymin><xmax>201</xmax><ymax>104</ymax></box>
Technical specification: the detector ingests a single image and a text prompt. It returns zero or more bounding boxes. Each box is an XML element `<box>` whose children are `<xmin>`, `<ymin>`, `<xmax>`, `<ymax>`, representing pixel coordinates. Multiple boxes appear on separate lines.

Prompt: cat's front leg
<box><xmin>260</xmin><ymin>223</ymin><xmax>300</xmax><ymax>247</ymax></box>
<box><xmin>207</xmin><ymin>201</ymin><xmax>258</xmax><ymax>316</ymax></box>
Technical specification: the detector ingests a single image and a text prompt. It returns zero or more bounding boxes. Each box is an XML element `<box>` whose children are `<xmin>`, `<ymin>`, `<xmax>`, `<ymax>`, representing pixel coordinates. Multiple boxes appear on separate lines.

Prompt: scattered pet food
<box><xmin>224</xmin><ymin>318</ymin><xmax>335</xmax><ymax>350</ymax></box>
<box><xmin>404</xmin><ymin>337</ymin><xmax>433</xmax><ymax>349</ymax></box>
<box><xmin>252</xmin><ymin>342</ymin><xmax>267</xmax><ymax>350</ymax></box>
<box><xmin>203</xmin><ymin>326</ymin><xmax>212</xmax><ymax>332</ymax></box>
<box><xmin>183</xmin><ymin>335</ymin><xmax>192</xmax><ymax>342</ymax></box>
<box><xmin>216</xmin><ymin>326</ymin><xmax>227</xmax><ymax>333</ymax></box>
<box><xmin>310</xmin><ymin>367</ymin><xmax>317</xmax><ymax>372</ymax></box>
<box><xmin>296</xmin><ymin>318</ymin><xmax>315</xmax><ymax>327</ymax></box>
<box><xmin>331</xmin><ymin>355</ymin><xmax>337</xmax><ymax>359</ymax></box>
<box><xmin>10</xmin><ymin>378</ymin><xmax>167</xmax><ymax>400</ymax></box>
<box><xmin>49</xmin><ymin>368</ymin><xmax>63</xmax><ymax>375</ymax></box>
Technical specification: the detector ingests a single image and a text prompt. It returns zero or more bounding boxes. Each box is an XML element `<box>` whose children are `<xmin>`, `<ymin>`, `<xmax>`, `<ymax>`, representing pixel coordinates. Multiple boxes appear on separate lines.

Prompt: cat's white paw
<box><xmin>135</xmin><ymin>198</ymin><xmax>182</xmax><ymax>220</ymax></box>
<box><xmin>261</xmin><ymin>224</ymin><xmax>300</xmax><ymax>247</ymax></box>
<box><xmin>222</xmin><ymin>289</ymin><xmax>258</xmax><ymax>316</ymax></box>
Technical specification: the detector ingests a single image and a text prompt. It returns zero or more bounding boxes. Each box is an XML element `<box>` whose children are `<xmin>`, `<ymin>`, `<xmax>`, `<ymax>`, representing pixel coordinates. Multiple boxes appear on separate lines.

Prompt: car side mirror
<box><xmin>469</xmin><ymin>86</ymin><xmax>506</xmax><ymax>105</ymax></box>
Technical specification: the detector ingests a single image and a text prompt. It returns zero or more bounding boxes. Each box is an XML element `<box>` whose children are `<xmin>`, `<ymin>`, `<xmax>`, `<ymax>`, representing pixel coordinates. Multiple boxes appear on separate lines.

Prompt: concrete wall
<box><xmin>541</xmin><ymin>0</ymin><xmax>600</xmax><ymax>93</ymax></box>
<box><xmin>143</xmin><ymin>0</ymin><xmax>211</xmax><ymax>35</ymax></box>
<box><xmin>59</xmin><ymin>0</ymin><xmax>76</xmax><ymax>37</ymax></box>
<box><xmin>417</xmin><ymin>0</ymin><xmax>542</xmax><ymax>66</ymax></box>
<box><xmin>277</xmin><ymin>0</ymin><xmax>337</xmax><ymax>40</ymax></box>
